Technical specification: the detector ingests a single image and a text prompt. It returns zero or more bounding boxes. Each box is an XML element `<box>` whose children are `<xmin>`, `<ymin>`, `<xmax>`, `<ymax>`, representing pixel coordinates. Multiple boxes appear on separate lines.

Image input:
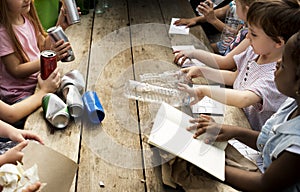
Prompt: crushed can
<box><xmin>42</xmin><ymin>93</ymin><xmax>70</xmax><ymax>128</ymax></box>
<box><xmin>60</xmin><ymin>70</ymin><xmax>85</xmax><ymax>94</ymax></box>
<box><xmin>62</xmin><ymin>84</ymin><xmax>84</xmax><ymax>117</ymax></box>
<box><xmin>47</xmin><ymin>26</ymin><xmax>75</xmax><ymax>62</ymax></box>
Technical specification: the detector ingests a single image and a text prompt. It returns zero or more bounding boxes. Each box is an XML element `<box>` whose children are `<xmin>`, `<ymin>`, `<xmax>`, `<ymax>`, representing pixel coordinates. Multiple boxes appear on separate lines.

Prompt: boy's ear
<box><xmin>275</xmin><ymin>37</ymin><xmax>285</xmax><ymax>48</ymax></box>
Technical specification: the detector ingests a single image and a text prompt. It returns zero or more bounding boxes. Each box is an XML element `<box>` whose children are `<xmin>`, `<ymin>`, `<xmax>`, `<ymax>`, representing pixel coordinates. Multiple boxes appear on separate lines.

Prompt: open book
<box><xmin>148</xmin><ymin>102</ymin><xmax>227</xmax><ymax>181</ymax></box>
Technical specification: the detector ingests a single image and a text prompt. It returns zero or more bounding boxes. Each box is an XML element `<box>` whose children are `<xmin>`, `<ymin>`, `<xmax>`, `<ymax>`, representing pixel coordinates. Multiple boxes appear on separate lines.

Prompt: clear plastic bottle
<box><xmin>124</xmin><ymin>70</ymin><xmax>190</xmax><ymax>107</ymax></box>
<box><xmin>218</xmin><ymin>1</ymin><xmax>241</xmax><ymax>54</ymax></box>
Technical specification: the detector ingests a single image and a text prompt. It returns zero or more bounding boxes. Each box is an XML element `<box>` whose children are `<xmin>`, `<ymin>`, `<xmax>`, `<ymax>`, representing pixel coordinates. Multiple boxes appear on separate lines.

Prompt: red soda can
<box><xmin>41</xmin><ymin>50</ymin><xmax>57</xmax><ymax>80</ymax></box>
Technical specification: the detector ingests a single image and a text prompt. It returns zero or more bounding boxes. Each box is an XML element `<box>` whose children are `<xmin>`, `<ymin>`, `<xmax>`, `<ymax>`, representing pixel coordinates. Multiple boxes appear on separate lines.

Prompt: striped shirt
<box><xmin>233</xmin><ymin>46</ymin><xmax>287</xmax><ymax>131</ymax></box>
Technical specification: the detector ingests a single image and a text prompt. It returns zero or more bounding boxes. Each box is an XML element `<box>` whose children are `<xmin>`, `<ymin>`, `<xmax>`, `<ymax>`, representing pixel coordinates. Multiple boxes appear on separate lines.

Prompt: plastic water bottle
<box><xmin>218</xmin><ymin>1</ymin><xmax>241</xmax><ymax>54</ymax></box>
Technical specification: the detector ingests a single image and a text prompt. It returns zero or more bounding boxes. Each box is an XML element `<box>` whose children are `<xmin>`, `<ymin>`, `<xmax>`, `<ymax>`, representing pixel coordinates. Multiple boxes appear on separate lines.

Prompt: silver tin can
<box><xmin>42</xmin><ymin>93</ymin><xmax>70</xmax><ymax>129</ymax></box>
<box><xmin>62</xmin><ymin>84</ymin><xmax>84</xmax><ymax>117</ymax></box>
<box><xmin>60</xmin><ymin>70</ymin><xmax>85</xmax><ymax>94</ymax></box>
<box><xmin>63</xmin><ymin>0</ymin><xmax>80</xmax><ymax>25</ymax></box>
<box><xmin>47</xmin><ymin>26</ymin><xmax>75</xmax><ymax>62</ymax></box>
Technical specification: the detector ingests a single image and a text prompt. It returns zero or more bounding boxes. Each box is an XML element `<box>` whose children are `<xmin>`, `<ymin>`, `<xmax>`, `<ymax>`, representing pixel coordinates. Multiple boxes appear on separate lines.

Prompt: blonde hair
<box><xmin>0</xmin><ymin>1</ymin><xmax>47</xmax><ymax>62</ymax></box>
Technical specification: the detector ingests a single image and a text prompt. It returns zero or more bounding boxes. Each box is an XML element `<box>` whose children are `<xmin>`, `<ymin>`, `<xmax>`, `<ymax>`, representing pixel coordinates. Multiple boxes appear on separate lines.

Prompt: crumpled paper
<box><xmin>0</xmin><ymin>162</ymin><xmax>45</xmax><ymax>192</ymax></box>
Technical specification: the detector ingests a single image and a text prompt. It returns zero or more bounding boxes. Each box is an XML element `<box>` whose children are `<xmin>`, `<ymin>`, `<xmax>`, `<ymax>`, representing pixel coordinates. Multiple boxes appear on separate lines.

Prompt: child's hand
<box><xmin>22</xmin><ymin>182</ymin><xmax>41</xmax><ymax>192</ymax></box>
<box><xmin>173</xmin><ymin>50</ymin><xmax>195</xmax><ymax>66</ymax></box>
<box><xmin>8</xmin><ymin>129</ymin><xmax>44</xmax><ymax>145</ymax></box>
<box><xmin>51</xmin><ymin>39</ymin><xmax>71</xmax><ymax>61</ymax></box>
<box><xmin>181</xmin><ymin>66</ymin><xmax>203</xmax><ymax>81</ymax></box>
<box><xmin>1</xmin><ymin>141</ymin><xmax>28</xmax><ymax>165</ymax></box>
<box><xmin>177</xmin><ymin>83</ymin><xmax>204</xmax><ymax>105</ymax></box>
<box><xmin>38</xmin><ymin>68</ymin><xmax>61</xmax><ymax>93</ymax></box>
<box><xmin>197</xmin><ymin>1</ymin><xmax>217</xmax><ymax>24</ymax></box>
<box><xmin>173</xmin><ymin>18</ymin><xmax>197</xmax><ymax>28</ymax></box>
<box><xmin>187</xmin><ymin>114</ymin><xmax>235</xmax><ymax>143</ymax></box>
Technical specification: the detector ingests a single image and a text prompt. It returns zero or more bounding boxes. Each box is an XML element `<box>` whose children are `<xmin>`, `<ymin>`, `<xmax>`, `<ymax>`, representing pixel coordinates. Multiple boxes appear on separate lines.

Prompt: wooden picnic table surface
<box><xmin>25</xmin><ymin>0</ymin><xmax>251</xmax><ymax>191</ymax></box>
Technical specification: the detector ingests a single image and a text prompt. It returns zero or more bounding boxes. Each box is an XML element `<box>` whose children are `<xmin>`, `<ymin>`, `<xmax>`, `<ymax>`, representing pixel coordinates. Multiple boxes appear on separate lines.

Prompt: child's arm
<box><xmin>197</xmin><ymin>1</ymin><xmax>228</xmax><ymax>32</ymax></box>
<box><xmin>181</xmin><ymin>66</ymin><xmax>239</xmax><ymax>85</ymax></box>
<box><xmin>1</xmin><ymin>53</ymin><xmax>40</xmax><ymax>78</ymax></box>
<box><xmin>187</xmin><ymin>114</ymin><xmax>259</xmax><ymax>148</ymax></box>
<box><xmin>174</xmin><ymin>39</ymin><xmax>250</xmax><ymax>70</ymax></box>
<box><xmin>178</xmin><ymin>83</ymin><xmax>261</xmax><ymax>108</ymax></box>
<box><xmin>225</xmin><ymin>151</ymin><xmax>300</xmax><ymax>191</ymax></box>
<box><xmin>173</xmin><ymin>4</ymin><xmax>229</xmax><ymax>28</ymax></box>
<box><xmin>0</xmin><ymin>69</ymin><xmax>60</xmax><ymax>124</ymax></box>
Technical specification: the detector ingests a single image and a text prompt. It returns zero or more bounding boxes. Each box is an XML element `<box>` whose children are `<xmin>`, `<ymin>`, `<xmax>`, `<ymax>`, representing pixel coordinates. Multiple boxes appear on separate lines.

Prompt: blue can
<box><xmin>82</xmin><ymin>91</ymin><xmax>105</xmax><ymax>124</ymax></box>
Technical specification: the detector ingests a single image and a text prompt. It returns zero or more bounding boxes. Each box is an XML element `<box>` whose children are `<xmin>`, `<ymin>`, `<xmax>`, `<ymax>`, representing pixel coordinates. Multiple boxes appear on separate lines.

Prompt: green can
<box><xmin>42</xmin><ymin>93</ymin><xmax>70</xmax><ymax>129</ymax></box>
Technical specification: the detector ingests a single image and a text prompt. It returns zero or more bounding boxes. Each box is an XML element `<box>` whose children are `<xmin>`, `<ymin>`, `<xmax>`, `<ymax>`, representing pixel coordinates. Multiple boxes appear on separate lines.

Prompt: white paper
<box><xmin>172</xmin><ymin>45</ymin><xmax>206</xmax><ymax>67</ymax></box>
<box><xmin>148</xmin><ymin>102</ymin><xmax>227</xmax><ymax>181</ymax></box>
<box><xmin>192</xmin><ymin>85</ymin><xmax>225</xmax><ymax>115</ymax></box>
<box><xmin>169</xmin><ymin>18</ymin><xmax>190</xmax><ymax>35</ymax></box>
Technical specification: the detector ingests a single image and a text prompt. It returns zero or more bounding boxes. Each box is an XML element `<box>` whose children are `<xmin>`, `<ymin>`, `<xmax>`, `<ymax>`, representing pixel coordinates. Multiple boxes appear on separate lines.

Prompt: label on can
<box><xmin>42</xmin><ymin>93</ymin><xmax>70</xmax><ymax>128</ymax></box>
<box><xmin>40</xmin><ymin>50</ymin><xmax>57</xmax><ymax>80</ymax></box>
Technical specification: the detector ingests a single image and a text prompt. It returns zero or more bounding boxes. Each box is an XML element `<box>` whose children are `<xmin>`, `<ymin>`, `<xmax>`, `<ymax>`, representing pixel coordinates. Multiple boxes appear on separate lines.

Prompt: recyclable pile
<box><xmin>42</xmin><ymin>70</ymin><xmax>105</xmax><ymax>129</ymax></box>
<box><xmin>124</xmin><ymin>70</ymin><xmax>190</xmax><ymax>107</ymax></box>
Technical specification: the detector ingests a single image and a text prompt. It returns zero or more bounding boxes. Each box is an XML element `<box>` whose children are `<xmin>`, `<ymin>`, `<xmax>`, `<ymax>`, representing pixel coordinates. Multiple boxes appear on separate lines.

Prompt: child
<box><xmin>0</xmin><ymin>0</ymin><xmax>71</xmax><ymax>105</ymax></box>
<box><xmin>187</xmin><ymin>31</ymin><xmax>300</xmax><ymax>191</ymax></box>
<box><xmin>0</xmin><ymin>68</ymin><xmax>60</xmax><ymax>125</ymax></box>
<box><xmin>174</xmin><ymin>0</ymin><xmax>253</xmax><ymax>69</ymax></box>
<box><xmin>178</xmin><ymin>0</ymin><xmax>300</xmax><ymax>131</ymax></box>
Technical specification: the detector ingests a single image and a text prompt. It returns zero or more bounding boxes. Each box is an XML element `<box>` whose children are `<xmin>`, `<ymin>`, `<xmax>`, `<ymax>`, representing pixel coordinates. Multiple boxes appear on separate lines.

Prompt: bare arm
<box><xmin>226</xmin><ymin>151</ymin><xmax>300</xmax><ymax>191</ymax></box>
<box><xmin>174</xmin><ymin>39</ymin><xmax>250</xmax><ymax>70</ymax></box>
<box><xmin>0</xmin><ymin>69</ymin><xmax>60</xmax><ymax>124</ymax></box>
<box><xmin>197</xmin><ymin>86</ymin><xmax>261</xmax><ymax>108</ymax></box>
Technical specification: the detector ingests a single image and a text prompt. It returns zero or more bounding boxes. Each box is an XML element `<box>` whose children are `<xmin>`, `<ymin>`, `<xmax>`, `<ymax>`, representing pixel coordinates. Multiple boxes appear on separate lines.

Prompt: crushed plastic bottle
<box><xmin>124</xmin><ymin>80</ymin><xmax>190</xmax><ymax>107</ymax></box>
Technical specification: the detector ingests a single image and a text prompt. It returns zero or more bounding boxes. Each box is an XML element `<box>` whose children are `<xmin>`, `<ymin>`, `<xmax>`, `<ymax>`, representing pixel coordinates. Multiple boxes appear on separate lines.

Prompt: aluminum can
<box><xmin>62</xmin><ymin>84</ymin><xmax>84</xmax><ymax>117</ymax></box>
<box><xmin>59</xmin><ymin>70</ymin><xmax>85</xmax><ymax>94</ymax></box>
<box><xmin>47</xmin><ymin>26</ymin><xmax>75</xmax><ymax>62</ymax></box>
<box><xmin>42</xmin><ymin>93</ymin><xmax>70</xmax><ymax>129</ymax></box>
<box><xmin>63</xmin><ymin>0</ymin><xmax>80</xmax><ymax>25</ymax></box>
<box><xmin>40</xmin><ymin>50</ymin><xmax>57</xmax><ymax>80</ymax></box>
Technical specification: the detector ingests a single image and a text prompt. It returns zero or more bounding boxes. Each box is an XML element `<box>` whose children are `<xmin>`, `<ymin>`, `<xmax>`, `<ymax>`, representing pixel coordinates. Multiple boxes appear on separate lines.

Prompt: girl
<box><xmin>0</xmin><ymin>0</ymin><xmax>70</xmax><ymax>105</ymax></box>
<box><xmin>178</xmin><ymin>0</ymin><xmax>300</xmax><ymax>131</ymax></box>
<box><xmin>187</xmin><ymin>31</ymin><xmax>300</xmax><ymax>191</ymax></box>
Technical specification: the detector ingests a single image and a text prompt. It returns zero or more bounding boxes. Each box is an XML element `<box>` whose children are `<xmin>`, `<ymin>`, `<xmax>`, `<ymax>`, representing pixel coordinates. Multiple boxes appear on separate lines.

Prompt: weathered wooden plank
<box><xmin>24</xmin><ymin>12</ymin><xmax>93</xmax><ymax>192</ymax></box>
<box><xmin>127</xmin><ymin>0</ymin><xmax>183</xmax><ymax>191</ymax></box>
<box><xmin>77</xmin><ymin>0</ymin><xmax>145</xmax><ymax>191</ymax></box>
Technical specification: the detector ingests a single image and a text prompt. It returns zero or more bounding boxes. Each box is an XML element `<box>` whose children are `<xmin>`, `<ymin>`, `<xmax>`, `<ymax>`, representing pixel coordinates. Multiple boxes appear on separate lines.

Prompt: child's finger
<box><xmin>14</xmin><ymin>140</ymin><xmax>29</xmax><ymax>151</ymax></box>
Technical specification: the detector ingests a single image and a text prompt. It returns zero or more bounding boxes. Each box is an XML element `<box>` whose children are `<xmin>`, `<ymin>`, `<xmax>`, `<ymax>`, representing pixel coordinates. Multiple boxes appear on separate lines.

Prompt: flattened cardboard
<box><xmin>22</xmin><ymin>141</ymin><xmax>78</xmax><ymax>192</ymax></box>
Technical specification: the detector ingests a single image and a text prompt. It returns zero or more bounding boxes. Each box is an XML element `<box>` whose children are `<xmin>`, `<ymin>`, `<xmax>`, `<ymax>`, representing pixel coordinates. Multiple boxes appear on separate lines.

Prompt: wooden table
<box><xmin>25</xmin><ymin>0</ymin><xmax>250</xmax><ymax>191</ymax></box>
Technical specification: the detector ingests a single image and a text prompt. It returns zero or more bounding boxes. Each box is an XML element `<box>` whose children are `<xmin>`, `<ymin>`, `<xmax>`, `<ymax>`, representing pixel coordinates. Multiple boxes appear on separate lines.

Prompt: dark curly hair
<box><xmin>247</xmin><ymin>0</ymin><xmax>300</xmax><ymax>43</ymax></box>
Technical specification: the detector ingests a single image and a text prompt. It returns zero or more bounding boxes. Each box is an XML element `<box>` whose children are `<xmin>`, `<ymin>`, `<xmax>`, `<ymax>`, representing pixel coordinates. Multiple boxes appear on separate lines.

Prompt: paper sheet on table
<box><xmin>192</xmin><ymin>85</ymin><xmax>225</xmax><ymax>115</ymax></box>
<box><xmin>169</xmin><ymin>18</ymin><xmax>190</xmax><ymax>35</ymax></box>
<box><xmin>148</xmin><ymin>102</ymin><xmax>227</xmax><ymax>181</ymax></box>
<box><xmin>22</xmin><ymin>141</ymin><xmax>78</xmax><ymax>192</ymax></box>
<box><xmin>172</xmin><ymin>45</ymin><xmax>206</xmax><ymax>67</ymax></box>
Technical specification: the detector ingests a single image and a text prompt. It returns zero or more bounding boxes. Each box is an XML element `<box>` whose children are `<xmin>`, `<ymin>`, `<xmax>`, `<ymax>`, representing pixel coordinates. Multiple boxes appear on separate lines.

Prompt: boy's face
<box><xmin>247</xmin><ymin>24</ymin><xmax>279</xmax><ymax>56</ymax></box>
<box><xmin>275</xmin><ymin>34</ymin><xmax>297</xmax><ymax>98</ymax></box>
